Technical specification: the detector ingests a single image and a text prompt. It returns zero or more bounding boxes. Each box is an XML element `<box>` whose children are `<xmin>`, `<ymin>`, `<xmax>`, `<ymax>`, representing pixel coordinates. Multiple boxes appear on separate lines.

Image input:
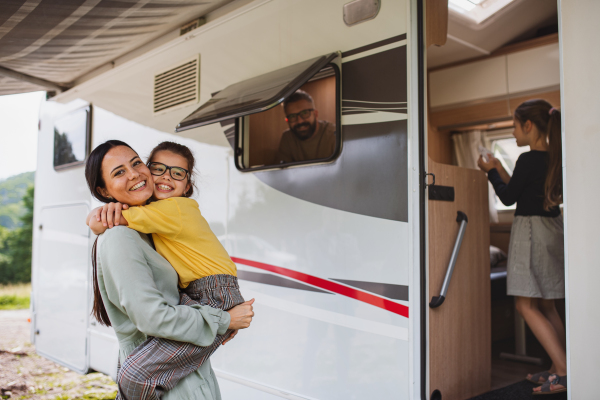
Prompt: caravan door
<box><xmin>32</xmin><ymin>103</ymin><xmax>92</xmax><ymax>373</ymax></box>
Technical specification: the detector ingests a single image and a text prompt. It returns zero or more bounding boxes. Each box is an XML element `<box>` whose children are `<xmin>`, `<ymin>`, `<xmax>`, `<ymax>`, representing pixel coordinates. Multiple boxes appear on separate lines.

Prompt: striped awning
<box><xmin>0</xmin><ymin>0</ymin><xmax>230</xmax><ymax>96</ymax></box>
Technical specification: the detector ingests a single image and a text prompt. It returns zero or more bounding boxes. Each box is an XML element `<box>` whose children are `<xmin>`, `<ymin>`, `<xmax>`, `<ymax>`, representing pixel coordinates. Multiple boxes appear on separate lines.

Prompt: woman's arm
<box><xmin>99</xmin><ymin>227</ymin><xmax>230</xmax><ymax>346</ymax></box>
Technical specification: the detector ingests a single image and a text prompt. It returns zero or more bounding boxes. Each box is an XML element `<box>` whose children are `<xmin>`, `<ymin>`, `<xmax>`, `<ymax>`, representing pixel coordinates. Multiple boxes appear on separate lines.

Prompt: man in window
<box><xmin>277</xmin><ymin>90</ymin><xmax>336</xmax><ymax>163</ymax></box>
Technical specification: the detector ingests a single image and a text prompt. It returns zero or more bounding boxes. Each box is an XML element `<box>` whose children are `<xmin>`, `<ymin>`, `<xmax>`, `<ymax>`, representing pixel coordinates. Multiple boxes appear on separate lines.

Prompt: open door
<box><xmin>428</xmin><ymin>159</ymin><xmax>491</xmax><ymax>399</ymax></box>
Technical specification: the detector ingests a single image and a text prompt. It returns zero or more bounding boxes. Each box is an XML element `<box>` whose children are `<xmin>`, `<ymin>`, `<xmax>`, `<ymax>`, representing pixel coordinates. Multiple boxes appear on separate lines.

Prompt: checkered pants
<box><xmin>115</xmin><ymin>274</ymin><xmax>244</xmax><ymax>400</ymax></box>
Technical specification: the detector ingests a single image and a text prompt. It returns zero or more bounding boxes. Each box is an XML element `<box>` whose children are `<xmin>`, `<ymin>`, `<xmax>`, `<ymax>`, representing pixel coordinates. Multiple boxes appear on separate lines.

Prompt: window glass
<box><xmin>236</xmin><ymin>64</ymin><xmax>339</xmax><ymax>171</ymax></box>
<box><xmin>490</xmin><ymin>137</ymin><xmax>528</xmax><ymax>210</ymax></box>
<box><xmin>54</xmin><ymin>107</ymin><xmax>91</xmax><ymax>169</ymax></box>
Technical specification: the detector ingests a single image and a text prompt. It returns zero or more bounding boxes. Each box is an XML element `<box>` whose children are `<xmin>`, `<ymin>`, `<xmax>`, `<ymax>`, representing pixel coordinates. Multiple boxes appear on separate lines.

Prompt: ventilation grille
<box><xmin>153</xmin><ymin>56</ymin><xmax>199</xmax><ymax>114</ymax></box>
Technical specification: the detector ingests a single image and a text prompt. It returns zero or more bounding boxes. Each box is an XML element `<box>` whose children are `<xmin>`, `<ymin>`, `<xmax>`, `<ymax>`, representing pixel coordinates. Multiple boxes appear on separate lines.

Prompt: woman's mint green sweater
<box><xmin>97</xmin><ymin>226</ymin><xmax>231</xmax><ymax>399</ymax></box>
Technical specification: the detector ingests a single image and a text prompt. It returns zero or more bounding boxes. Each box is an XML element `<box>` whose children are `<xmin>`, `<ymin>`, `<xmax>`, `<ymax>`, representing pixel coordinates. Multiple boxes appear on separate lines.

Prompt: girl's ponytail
<box><xmin>514</xmin><ymin>99</ymin><xmax>563</xmax><ymax>211</ymax></box>
<box><xmin>544</xmin><ymin>108</ymin><xmax>563</xmax><ymax>210</ymax></box>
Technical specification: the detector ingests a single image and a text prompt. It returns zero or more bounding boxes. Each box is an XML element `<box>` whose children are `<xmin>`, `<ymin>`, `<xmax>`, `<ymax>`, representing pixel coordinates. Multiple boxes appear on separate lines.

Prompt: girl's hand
<box><xmin>227</xmin><ymin>299</ymin><xmax>255</xmax><ymax>330</ymax></box>
<box><xmin>477</xmin><ymin>155</ymin><xmax>499</xmax><ymax>173</ymax></box>
<box><xmin>221</xmin><ymin>329</ymin><xmax>238</xmax><ymax>345</ymax></box>
<box><xmin>98</xmin><ymin>202</ymin><xmax>129</xmax><ymax>228</ymax></box>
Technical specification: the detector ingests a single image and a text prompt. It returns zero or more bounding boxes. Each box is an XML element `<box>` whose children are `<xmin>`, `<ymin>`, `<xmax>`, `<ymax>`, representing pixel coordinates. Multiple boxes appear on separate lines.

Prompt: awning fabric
<box><xmin>176</xmin><ymin>52</ymin><xmax>339</xmax><ymax>132</ymax></box>
<box><xmin>0</xmin><ymin>0</ymin><xmax>229</xmax><ymax>96</ymax></box>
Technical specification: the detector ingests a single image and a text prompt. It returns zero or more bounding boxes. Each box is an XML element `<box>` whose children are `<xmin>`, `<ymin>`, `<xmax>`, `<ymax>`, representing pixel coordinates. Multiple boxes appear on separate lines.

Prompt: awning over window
<box><xmin>175</xmin><ymin>52</ymin><xmax>339</xmax><ymax>132</ymax></box>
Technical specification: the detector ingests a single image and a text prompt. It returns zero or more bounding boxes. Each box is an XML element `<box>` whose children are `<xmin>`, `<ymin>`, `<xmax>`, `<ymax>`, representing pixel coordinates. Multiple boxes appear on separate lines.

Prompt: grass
<box><xmin>0</xmin><ymin>282</ymin><xmax>31</xmax><ymax>310</ymax></box>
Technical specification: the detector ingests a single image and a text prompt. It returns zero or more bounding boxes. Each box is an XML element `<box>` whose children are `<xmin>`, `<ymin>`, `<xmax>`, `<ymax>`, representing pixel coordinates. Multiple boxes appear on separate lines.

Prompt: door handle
<box><xmin>430</xmin><ymin>211</ymin><xmax>468</xmax><ymax>308</ymax></box>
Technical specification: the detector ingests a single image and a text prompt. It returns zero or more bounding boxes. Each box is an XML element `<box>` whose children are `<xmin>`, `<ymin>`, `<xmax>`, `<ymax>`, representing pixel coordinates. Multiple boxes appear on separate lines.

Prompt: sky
<box><xmin>0</xmin><ymin>91</ymin><xmax>46</xmax><ymax>181</ymax></box>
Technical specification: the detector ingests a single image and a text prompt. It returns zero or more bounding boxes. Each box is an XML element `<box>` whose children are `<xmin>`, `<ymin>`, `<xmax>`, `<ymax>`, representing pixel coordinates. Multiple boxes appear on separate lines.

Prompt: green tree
<box><xmin>0</xmin><ymin>185</ymin><xmax>34</xmax><ymax>284</ymax></box>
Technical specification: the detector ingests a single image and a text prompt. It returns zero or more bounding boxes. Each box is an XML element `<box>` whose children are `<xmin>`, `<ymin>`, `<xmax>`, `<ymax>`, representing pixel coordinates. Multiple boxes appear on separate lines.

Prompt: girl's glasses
<box><xmin>147</xmin><ymin>162</ymin><xmax>189</xmax><ymax>181</ymax></box>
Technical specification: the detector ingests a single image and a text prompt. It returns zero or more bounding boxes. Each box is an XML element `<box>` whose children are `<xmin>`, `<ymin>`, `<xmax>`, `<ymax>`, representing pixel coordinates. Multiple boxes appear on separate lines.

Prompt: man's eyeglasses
<box><xmin>147</xmin><ymin>162</ymin><xmax>189</xmax><ymax>181</ymax></box>
<box><xmin>285</xmin><ymin>108</ymin><xmax>314</xmax><ymax>123</ymax></box>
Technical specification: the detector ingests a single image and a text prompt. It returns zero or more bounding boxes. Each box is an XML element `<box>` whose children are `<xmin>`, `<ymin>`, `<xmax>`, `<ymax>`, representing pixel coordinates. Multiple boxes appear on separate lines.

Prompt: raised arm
<box><xmin>87</xmin><ymin>203</ymin><xmax>129</xmax><ymax>235</ymax></box>
<box><xmin>99</xmin><ymin>227</ymin><xmax>230</xmax><ymax>346</ymax></box>
<box><xmin>487</xmin><ymin>155</ymin><xmax>529</xmax><ymax>207</ymax></box>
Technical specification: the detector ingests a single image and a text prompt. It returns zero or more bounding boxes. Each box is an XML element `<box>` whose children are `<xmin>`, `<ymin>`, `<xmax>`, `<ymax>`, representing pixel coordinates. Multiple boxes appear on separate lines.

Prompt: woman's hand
<box><xmin>227</xmin><ymin>298</ymin><xmax>255</xmax><ymax>330</ymax></box>
<box><xmin>477</xmin><ymin>155</ymin><xmax>500</xmax><ymax>173</ymax></box>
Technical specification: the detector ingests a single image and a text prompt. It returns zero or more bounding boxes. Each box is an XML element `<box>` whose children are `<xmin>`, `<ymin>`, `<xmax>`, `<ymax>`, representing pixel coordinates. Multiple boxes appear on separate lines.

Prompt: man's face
<box><xmin>285</xmin><ymin>99</ymin><xmax>318</xmax><ymax>140</ymax></box>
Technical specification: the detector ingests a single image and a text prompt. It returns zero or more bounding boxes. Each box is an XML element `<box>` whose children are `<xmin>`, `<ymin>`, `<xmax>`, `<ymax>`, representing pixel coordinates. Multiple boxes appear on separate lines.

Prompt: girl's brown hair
<box><xmin>84</xmin><ymin>140</ymin><xmax>137</xmax><ymax>327</ymax></box>
<box><xmin>514</xmin><ymin>99</ymin><xmax>562</xmax><ymax>210</ymax></box>
<box><xmin>147</xmin><ymin>141</ymin><xmax>197</xmax><ymax>197</ymax></box>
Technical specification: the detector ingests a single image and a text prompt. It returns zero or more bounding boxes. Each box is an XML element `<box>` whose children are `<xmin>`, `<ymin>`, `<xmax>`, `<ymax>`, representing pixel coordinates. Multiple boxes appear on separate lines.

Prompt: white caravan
<box><xmin>23</xmin><ymin>0</ymin><xmax>599</xmax><ymax>399</ymax></box>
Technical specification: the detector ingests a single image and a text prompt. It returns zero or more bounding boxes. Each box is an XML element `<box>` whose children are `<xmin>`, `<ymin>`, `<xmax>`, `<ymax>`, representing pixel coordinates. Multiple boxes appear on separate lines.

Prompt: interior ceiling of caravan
<box><xmin>0</xmin><ymin>0</ymin><xmax>558</xmax><ymax>97</ymax></box>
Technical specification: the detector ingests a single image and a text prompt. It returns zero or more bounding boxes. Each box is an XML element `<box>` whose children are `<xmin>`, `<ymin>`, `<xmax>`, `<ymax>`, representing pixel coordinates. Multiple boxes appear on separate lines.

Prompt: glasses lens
<box><xmin>170</xmin><ymin>167</ymin><xmax>187</xmax><ymax>180</ymax></box>
<box><xmin>299</xmin><ymin>109</ymin><xmax>312</xmax><ymax>119</ymax></box>
<box><xmin>287</xmin><ymin>113</ymin><xmax>298</xmax><ymax>122</ymax></box>
<box><xmin>149</xmin><ymin>163</ymin><xmax>166</xmax><ymax>175</ymax></box>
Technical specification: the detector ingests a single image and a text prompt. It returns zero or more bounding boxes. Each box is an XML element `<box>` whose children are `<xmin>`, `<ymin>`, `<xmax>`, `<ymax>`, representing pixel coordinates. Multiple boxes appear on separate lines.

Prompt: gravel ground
<box><xmin>0</xmin><ymin>310</ymin><xmax>117</xmax><ymax>400</ymax></box>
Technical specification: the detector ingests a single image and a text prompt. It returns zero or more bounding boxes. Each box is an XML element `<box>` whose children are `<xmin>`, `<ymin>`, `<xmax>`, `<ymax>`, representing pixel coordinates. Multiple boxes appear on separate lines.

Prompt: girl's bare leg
<box><xmin>515</xmin><ymin>297</ymin><xmax>567</xmax><ymax>376</ymax></box>
<box><xmin>538</xmin><ymin>299</ymin><xmax>566</xmax><ymax>349</ymax></box>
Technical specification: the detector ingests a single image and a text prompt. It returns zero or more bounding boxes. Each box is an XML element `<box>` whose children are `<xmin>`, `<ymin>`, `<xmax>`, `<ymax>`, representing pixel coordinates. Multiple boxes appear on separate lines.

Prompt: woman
<box><xmin>85</xmin><ymin>140</ymin><xmax>254</xmax><ymax>399</ymax></box>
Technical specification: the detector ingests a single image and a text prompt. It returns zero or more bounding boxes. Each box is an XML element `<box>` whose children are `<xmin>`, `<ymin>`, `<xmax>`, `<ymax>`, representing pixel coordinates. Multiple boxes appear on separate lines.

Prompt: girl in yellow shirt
<box><xmin>87</xmin><ymin>141</ymin><xmax>252</xmax><ymax>400</ymax></box>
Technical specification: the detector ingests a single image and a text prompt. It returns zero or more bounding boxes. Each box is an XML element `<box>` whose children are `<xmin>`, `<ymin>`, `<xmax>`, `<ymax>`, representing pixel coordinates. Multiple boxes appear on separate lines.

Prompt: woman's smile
<box><xmin>129</xmin><ymin>180</ymin><xmax>147</xmax><ymax>191</ymax></box>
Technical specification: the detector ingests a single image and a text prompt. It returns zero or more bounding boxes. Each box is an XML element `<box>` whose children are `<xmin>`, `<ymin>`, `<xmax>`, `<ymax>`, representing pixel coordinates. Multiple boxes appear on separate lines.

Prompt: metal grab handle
<box><xmin>430</xmin><ymin>211</ymin><xmax>468</xmax><ymax>308</ymax></box>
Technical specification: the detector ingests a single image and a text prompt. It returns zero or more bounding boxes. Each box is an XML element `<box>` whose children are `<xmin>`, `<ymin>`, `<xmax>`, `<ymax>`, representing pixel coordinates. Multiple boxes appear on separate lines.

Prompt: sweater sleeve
<box><xmin>99</xmin><ymin>227</ymin><xmax>230</xmax><ymax>346</ymax></box>
<box><xmin>121</xmin><ymin>199</ymin><xmax>182</xmax><ymax>238</ymax></box>
<box><xmin>488</xmin><ymin>155</ymin><xmax>529</xmax><ymax>207</ymax></box>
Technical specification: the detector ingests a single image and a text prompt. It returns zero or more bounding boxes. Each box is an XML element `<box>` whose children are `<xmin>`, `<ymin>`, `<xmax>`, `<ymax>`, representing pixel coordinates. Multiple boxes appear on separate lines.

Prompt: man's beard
<box><xmin>291</xmin><ymin>120</ymin><xmax>317</xmax><ymax>141</ymax></box>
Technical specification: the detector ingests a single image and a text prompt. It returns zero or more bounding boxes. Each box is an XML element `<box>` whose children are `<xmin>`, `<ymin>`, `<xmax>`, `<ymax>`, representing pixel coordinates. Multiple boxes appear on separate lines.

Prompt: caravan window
<box><xmin>175</xmin><ymin>52</ymin><xmax>341</xmax><ymax>171</ymax></box>
<box><xmin>237</xmin><ymin>65</ymin><xmax>339</xmax><ymax>170</ymax></box>
<box><xmin>53</xmin><ymin>106</ymin><xmax>91</xmax><ymax>170</ymax></box>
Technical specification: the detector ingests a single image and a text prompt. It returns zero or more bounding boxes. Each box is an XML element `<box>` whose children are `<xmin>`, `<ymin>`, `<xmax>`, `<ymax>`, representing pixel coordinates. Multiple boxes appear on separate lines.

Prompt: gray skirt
<box><xmin>507</xmin><ymin>215</ymin><xmax>565</xmax><ymax>299</ymax></box>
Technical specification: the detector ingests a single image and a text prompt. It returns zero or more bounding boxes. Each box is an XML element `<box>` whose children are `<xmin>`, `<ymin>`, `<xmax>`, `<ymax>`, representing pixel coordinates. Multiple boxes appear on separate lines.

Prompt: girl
<box><xmin>87</xmin><ymin>141</ymin><xmax>253</xmax><ymax>399</ymax></box>
<box><xmin>478</xmin><ymin>99</ymin><xmax>566</xmax><ymax>395</ymax></box>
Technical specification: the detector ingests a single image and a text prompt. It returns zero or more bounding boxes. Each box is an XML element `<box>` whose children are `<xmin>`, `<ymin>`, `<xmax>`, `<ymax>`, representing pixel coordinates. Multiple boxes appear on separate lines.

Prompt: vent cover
<box><xmin>153</xmin><ymin>55</ymin><xmax>200</xmax><ymax>114</ymax></box>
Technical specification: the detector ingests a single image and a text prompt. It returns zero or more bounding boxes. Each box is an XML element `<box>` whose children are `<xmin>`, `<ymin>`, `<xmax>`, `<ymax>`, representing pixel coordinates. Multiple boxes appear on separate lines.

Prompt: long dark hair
<box><xmin>514</xmin><ymin>99</ymin><xmax>562</xmax><ymax>210</ymax></box>
<box><xmin>147</xmin><ymin>141</ymin><xmax>197</xmax><ymax>197</ymax></box>
<box><xmin>85</xmin><ymin>140</ymin><xmax>136</xmax><ymax>327</ymax></box>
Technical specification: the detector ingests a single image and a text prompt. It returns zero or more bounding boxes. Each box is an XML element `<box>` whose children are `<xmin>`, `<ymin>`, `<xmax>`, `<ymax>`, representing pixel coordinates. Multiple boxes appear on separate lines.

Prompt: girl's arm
<box><xmin>86</xmin><ymin>203</ymin><xmax>129</xmax><ymax>235</ymax></box>
<box><xmin>493</xmin><ymin>159</ymin><xmax>511</xmax><ymax>184</ymax></box>
<box><xmin>487</xmin><ymin>155</ymin><xmax>529</xmax><ymax>206</ymax></box>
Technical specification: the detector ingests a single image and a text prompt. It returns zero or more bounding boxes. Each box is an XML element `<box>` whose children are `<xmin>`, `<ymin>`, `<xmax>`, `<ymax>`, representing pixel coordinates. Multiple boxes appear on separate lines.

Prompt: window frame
<box><xmin>233</xmin><ymin>62</ymin><xmax>341</xmax><ymax>172</ymax></box>
<box><xmin>53</xmin><ymin>105</ymin><xmax>92</xmax><ymax>171</ymax></box>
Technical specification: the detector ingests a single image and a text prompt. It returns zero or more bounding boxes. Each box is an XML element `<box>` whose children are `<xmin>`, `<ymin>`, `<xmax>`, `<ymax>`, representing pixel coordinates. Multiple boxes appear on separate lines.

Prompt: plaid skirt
<box><xmin>507</xmin><ymin>215</ymin><xmax>565</xmax><ymax>299</ymax></box>
<box><xmin>115</xmin><ymin>274</ymin><xmax>244</xmax><ymax>400</ymax></box>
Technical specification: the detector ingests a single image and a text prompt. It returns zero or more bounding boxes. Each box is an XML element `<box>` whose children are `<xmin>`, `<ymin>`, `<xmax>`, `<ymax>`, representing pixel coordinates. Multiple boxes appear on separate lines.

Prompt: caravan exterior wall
<box><xmin>33</xmin><ymin>1</ymin><xmax>422</xmax><ymax>399</ymax></box>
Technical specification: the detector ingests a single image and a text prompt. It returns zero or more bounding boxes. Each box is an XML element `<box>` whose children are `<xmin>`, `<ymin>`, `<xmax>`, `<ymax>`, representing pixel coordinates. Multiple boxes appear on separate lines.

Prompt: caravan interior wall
<box><xmin>35</xmin><ymin>1</ymin><xmax>422</xmax><ymax>399</ymax></box>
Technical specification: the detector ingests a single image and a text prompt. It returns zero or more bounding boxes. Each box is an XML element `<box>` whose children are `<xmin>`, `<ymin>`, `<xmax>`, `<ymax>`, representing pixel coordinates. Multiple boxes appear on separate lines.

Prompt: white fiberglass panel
<box><xmin>213</xmin><ymin>172</ymin><xmax>410</xmax><ymax>399</ymax></box>
<box><xmin>35</xmin><ymin>204</ymin><xmax>89</xmax><ymax>372</ymax></box>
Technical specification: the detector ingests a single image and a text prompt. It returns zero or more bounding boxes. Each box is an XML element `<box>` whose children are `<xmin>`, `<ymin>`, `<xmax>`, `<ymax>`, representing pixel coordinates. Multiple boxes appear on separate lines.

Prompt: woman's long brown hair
<box><xmin>85</xmin><ymin>140</ymin><xmax>136</xmax><ymax>327</ymax></box>
<box><xmin>514</xmin><ymin>99</ymin><xmax>563</xmax><ymax>210</ymax></box>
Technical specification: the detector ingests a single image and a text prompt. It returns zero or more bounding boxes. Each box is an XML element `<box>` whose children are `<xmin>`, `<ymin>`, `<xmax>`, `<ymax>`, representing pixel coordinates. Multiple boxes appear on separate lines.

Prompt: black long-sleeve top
<box><xmin>488</xmin><ymin>150</ymin><xmax>560</xmax><ymax>217</ymax></box>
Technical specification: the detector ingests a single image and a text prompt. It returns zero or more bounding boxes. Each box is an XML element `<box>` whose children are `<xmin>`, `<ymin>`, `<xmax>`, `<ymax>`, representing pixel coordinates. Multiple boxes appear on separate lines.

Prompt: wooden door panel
<box><xmin>429</xmin><ymin>159</ymin><xmax>491</xmax><ymax>400</ymax></box>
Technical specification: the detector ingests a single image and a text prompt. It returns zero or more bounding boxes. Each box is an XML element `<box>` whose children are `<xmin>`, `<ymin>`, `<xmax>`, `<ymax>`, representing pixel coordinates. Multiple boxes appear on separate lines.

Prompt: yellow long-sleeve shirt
<box><xmin>122</xmin><ymin>197</ymin><xmax>236</xmax><ymax>288</ymax></box>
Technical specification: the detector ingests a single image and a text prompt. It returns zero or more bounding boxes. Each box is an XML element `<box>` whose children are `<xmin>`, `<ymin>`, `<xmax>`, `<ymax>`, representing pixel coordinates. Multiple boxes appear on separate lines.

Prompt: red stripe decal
<box><xmin>231</xmin><ymin>257</ymin><xmax>409</xmax><ymax>318</ymax></box>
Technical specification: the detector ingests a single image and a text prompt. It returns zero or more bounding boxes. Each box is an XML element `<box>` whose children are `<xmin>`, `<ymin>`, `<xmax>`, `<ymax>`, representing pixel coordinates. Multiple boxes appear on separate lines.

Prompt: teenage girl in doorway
<box><xmin>478</xmin><ymin>99</ymin><xmax>566</xmax><ymax>395</ymax></box>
